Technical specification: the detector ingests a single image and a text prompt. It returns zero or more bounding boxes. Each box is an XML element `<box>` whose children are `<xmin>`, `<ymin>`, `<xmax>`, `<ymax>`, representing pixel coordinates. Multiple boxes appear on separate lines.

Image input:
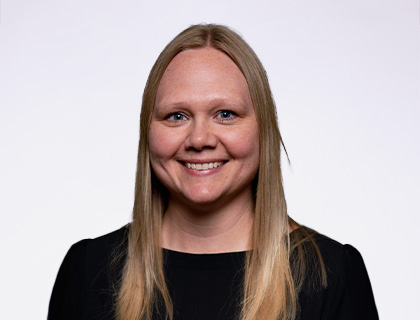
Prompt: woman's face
<box><xmin>149</xmin><ymin>47</ymin><xmax>259</xmax><ymax>209</ymax></box>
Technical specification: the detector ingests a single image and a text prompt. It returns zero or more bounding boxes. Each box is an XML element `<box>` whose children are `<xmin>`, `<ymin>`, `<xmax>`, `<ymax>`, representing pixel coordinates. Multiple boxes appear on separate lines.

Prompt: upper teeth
<box><xmin>186</xmin><ymin>162</ymin><xmax>223</xmax><ymax>170</ymax></box>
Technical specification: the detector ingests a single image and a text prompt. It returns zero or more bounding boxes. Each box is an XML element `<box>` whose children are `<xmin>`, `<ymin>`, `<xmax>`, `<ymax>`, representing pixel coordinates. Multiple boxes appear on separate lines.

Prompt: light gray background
<box><xmin>1</xmin><ymin>0</ymin><xmax>419</xmax><ymax>319</ymax></box>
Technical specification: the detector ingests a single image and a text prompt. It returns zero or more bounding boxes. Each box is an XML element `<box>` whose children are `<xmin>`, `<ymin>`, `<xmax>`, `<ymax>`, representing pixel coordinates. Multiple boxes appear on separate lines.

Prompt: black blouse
<box><xmin>48</xmin><ymin>226</ymin><xmax>379</xmax><ymax>320</ymax></box>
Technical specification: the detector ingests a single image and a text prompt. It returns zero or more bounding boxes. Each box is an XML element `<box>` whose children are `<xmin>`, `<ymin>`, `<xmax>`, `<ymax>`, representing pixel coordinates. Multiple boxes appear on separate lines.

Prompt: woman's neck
<box><xmin>161</xmin><ymin>196</ymin><xmax>254</xmax><ymax>254</ymax></box>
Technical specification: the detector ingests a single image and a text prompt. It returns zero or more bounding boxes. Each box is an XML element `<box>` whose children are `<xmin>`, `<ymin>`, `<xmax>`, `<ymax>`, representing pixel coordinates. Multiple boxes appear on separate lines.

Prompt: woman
<box><xmin>48</xmin><ymin>24</ymin><xmax>378</xmax><ymax>320</ymax></box>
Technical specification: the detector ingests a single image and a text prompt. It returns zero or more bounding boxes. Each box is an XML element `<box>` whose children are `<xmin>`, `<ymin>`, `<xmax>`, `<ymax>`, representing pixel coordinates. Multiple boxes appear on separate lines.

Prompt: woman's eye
<box><xmin>217</xmin><ymin>110</ymin><xmax>235</xmax><ymax>120</ymax></box>
<box><xmin>168</xmin><ymin>113</ymin><xmax>185</xmax><ymax>121</ymax></box>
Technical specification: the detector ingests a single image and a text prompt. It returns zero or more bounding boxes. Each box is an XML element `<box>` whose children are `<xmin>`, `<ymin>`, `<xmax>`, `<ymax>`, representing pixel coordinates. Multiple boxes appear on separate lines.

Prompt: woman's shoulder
<box><xmin>314</xmin><ymin>230</ymin><xmax>362</xmax><ymax>263</ymax></box>
<box><xmin>71</xmin><ymin>224</ymin><xmax>129</xmax><ymax>251</ymax></box>
<box><xmin>93</xmin><ymin>224</ymin><xmax>127</xmax><ymax>249</ymax></box>
<box><xmin>58</xmin><ymin>225</ymin><xmax>128</xmax><ymax>272</ymax></box>
<box><xmin>48</xmin><ymin>226</ymin><xmax>129</xmax><ymax>319</ymax></box>
<box><xmin>56</xmin><ymin>225</ymin><xmax>128</xmax><ymax>271</ymax></box>
<box><xmin>292</xmin><ymin>226</ymin><xmax>366</xmax><ymax>270</ymax></box>
<box><xmin>291</xmin><ymin>227</ymin><xmax>379</xmax><ymax>320</ymax></box>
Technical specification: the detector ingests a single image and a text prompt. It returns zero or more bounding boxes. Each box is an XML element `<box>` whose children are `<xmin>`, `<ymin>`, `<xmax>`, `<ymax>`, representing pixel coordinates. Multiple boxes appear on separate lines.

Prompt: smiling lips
<box><xmin>184</xmin><ymin>161</ymin><xmax>224</xmax><ymax>171</ymax></box>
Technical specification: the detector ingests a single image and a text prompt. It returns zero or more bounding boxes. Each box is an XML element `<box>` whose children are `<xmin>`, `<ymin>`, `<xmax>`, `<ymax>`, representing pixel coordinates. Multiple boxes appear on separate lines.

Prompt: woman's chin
<box><xmin>172</xmin><ymin>190</ymin><xmax>227</xmax><ymax>210</ymax></box>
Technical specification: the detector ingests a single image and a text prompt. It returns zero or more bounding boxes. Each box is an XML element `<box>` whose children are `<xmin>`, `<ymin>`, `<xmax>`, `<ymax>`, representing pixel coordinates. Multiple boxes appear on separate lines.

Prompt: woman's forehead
<box><xmin>155</xmin><ymin>47</ymin><xmax>252</xmax><ymax>110</ymax></box>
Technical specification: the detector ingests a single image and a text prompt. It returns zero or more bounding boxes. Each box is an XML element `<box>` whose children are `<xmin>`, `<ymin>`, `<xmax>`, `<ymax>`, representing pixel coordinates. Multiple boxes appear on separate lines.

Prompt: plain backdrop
<box><xmin>0</xmin><ymin>0</ymin><xmax>419</xmax><ymax>319</ymax></box>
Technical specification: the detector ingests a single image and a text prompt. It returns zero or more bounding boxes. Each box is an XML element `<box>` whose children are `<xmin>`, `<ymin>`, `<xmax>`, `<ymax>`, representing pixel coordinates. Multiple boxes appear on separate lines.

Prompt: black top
<box><xmin>48</xmin><ymin>226</ymin><xmax>379</xmax><ymax>320</ymax></box>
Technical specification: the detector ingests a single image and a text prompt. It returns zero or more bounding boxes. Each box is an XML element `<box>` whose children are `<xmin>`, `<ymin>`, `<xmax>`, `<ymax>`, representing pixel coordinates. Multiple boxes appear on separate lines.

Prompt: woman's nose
<box><xmin>184</xmin><ymin>120</ymin><xmax>217</xmax><ymax>151</ymax></box>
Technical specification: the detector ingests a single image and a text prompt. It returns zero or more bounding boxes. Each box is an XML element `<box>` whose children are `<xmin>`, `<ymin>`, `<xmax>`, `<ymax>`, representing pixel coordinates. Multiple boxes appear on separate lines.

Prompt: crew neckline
<box><xmin>161</xmin><ymin>227</ymin><xmax>301</xmax><ymax>257</ymax></box>
<box><xmin>163</xmin><ymin>248</ymin><xmax>246</xmax><ymax>269</ymax></box>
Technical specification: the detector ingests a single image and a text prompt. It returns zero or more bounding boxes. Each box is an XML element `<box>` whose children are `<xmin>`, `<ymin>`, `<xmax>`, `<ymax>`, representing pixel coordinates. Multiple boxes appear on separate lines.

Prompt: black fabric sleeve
<box><xmin>328</xmin><ymin>244</ymin><xmax>379</xmax><ymax>320</ymax></box>
<box><xmin>299</xmin><ymin>234</ymin><xmax>379</xmax><ymax>320</ymax></box>
<box><xmin>48</xmin><ymin>227</ymin><xmax>126</xmax><ymax>320</ymax></box>
<box><xmin>342</xmin><ymin>245</ymin><xmax>379</xmax><ymax>319</ymax></box>
<box><xmin>48</xmin><ymin>240</ymin><xmax>89</xmax><ymax>320</ymax></box>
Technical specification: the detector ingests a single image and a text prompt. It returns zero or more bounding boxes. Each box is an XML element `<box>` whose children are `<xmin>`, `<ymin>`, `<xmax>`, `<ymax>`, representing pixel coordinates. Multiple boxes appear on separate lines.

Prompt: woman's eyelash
<box><xmin>165</xmin><ymin>111</ymin><xmax>237</xmax><ymax>122</ymax></box>
<box><xmin>216</xmin><ymin>110</ymin><xmax>237</xmax><ymax>121</ymax></box>
<box><xmin>166</xmin><ymin>113</ymin><xmax>187</xmax><ymax>121</ymax></box>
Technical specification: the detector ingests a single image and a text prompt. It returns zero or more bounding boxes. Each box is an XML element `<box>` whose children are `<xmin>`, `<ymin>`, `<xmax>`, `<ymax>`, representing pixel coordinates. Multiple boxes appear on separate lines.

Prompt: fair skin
<box><xmin>149</xmin><ymin>47</ymin><xmax>260</xmax><ymax>254</ymax></box>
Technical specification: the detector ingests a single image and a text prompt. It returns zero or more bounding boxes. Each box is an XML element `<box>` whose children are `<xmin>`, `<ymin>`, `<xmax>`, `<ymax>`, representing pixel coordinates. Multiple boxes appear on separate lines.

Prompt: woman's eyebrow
<box><xmin>156</xmin><ymin>97</ymin><xmax>249</xmax><ymax>110</ymax></box>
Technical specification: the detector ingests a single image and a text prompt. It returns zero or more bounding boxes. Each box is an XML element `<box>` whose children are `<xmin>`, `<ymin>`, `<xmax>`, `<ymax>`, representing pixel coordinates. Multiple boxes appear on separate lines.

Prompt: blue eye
<box><xmin>218</xmin><ymin>111</ymin><xmax>233</xmax><ymax>119</ymax></box>
<box><xmin>169</xmin><ymin>113</ymin><xmax>185</xmax><ymax>121</ymax></box>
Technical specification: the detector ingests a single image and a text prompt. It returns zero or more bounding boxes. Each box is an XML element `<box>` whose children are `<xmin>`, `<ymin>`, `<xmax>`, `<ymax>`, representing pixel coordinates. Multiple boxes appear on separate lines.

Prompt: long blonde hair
<box><xmin>116</xmin><ymin>24</ymin><xmax>326</xmax><ymax>320</ymax></box>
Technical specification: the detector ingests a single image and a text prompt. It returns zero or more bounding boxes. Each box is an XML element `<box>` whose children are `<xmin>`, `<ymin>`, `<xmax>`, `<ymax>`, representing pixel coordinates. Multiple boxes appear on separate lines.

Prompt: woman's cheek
<box><xmin>221</xmin><ymin>127</ymin><xmax>259</xmax><ymax>158</ymax></box>
<box><xmin>149</xmin><ymin>126</ymin><xmax>180</xmax><ymax>159</ymax></box>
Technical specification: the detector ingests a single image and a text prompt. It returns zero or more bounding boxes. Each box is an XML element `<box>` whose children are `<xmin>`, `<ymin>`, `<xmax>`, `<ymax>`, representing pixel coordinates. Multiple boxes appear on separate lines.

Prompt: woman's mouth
<box><xmin>184</xmin><ymin>161</ymin><xmax>224</xmax><ymax>171</ymax></box>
